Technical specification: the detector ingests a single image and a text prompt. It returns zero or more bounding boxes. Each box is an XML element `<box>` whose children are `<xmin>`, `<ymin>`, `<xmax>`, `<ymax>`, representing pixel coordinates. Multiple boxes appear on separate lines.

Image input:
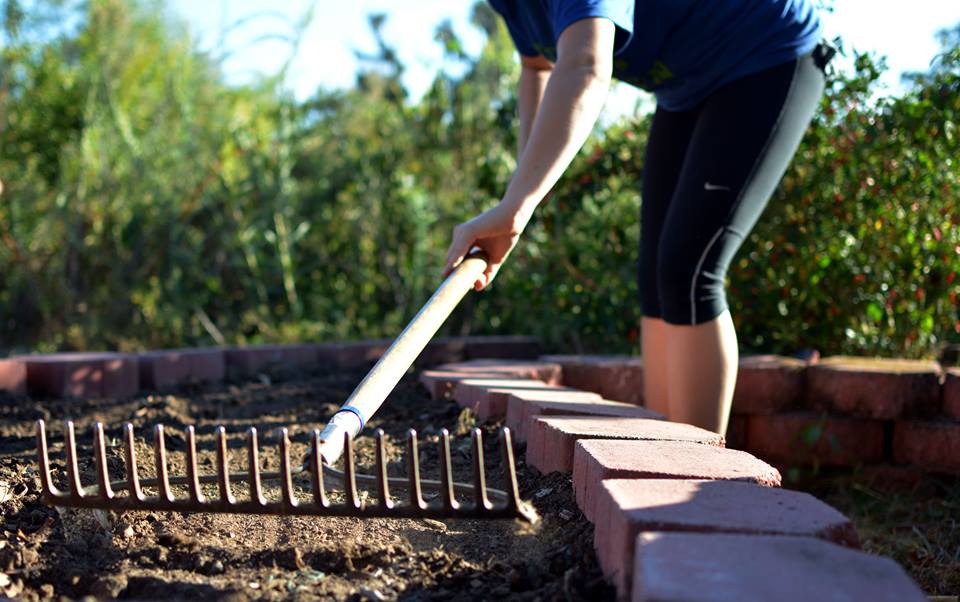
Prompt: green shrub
<box><xmin>0</xmin><ymin>1</ymin><xmax>957</xmax><ymax>359</ymax></box>
<box><xmin>730</xmin><ymin>49</ymin><xmax>960</xmax><ymax>357</ymax></box>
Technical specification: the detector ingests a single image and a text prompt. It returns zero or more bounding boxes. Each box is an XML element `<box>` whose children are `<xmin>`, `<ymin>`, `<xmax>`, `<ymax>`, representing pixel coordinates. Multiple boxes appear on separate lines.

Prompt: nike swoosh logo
<box><xmin>704</xmin><ymin>182</ymin><xmax>731</xmax><ymax>191</ymax></box>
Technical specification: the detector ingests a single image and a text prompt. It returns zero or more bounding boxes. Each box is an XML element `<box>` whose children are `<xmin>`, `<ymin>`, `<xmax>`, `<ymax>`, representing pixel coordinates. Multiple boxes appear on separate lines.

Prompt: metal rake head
<box><xmin>34</xmin><ymin>419</ymin><xmax>538</xmax><ymax>523</ymax></box>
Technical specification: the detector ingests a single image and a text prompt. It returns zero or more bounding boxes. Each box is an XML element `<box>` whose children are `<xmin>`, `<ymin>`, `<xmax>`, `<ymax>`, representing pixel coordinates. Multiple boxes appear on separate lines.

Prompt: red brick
<box><xmin>138</xmin><ymin>350</ymin><xmax>190</xmax><ymax>389</ymax></box>
<box><xmin>418</xmin><ymin>370</ymin><xmax>518</xmax><ymax>399</ymax></box>
<box><xmin>464</xmin><ymin>335</ymin><xmax>541</xmax><ymax>360</ymax></box>
<box><xmin>223</xmin><ymin>345</ymin><xmax>271</xmax><ymax>374</ymax></box>
<box><xmin>23</xmin><ymin>356</ymin><xmax>96</xmax><ymax>398</ymax></box>
<box><xmin>102</xmin><ymin>355</ymin><xmax>139</xmax><ymax>397</ymax></box>
<box><xmin>452</xmin><ymin>378</ymin><xmax>562</xmax><ymax>421</ymax></box>
<box><xmin>20</xmin><ymin>352</ymin><xmax>139</xmax><ymax>398</ymax></box>
<box><xmin>595</xmin><ymin>479</ymin><xmax>858</xmax><ymax>596</ymax></box>
<box><xmin>435</xmin><ymin>359</ymin><xmax>562</xmax><ymax>385</ymax></box>
<box><xmin>310</xmin><ymin>338</ymin><xmax>464</xmax><ymax>375</ymax></box>
<box><xmin>316</xmin><ymin>340</ymin><xmax>391</xmax><ymax>368</ymax></box>
<box><xmin>414</xmin><ymin>337</ymin><xmax>466</xmax><ymax>367</ymax></box>
<box><xmin>632</xmin><ymin>533</ymin><xmax>925</xmax><ymax>602</ymax></box>
<box><xmin>943</xmin><ymin>367</ymin><xmax>960</xmax><ymax>420</ymax></box>
<box><xmin>225</xmin><ymin>344</ymin><xmax>318</xmax><ymax>376</ymax></box>
<box><xmin>541</xmin><ymin>354</ymin><xmax>644</xmax><ymax>405</ymax></box>
<box><xmin>187</xmin><ymin>348</ymin><xmax>225</xmax><ymax>383</ymax></box>
<box><xmin>746</xmin><ymin>412</ymin><xmax>885</xmax><ymax>466</ymax></box>
<box><xmin>223</xmin><ymin>346</ymin><xmax>258</xmax><ymax>374</ymax></box>
<box><xmin>807</xmin><ymin>356</ymin><xmax>941</xmax><ymax>419</ymax></box>
<box><xmin>140</xmin><ymin>348</ymin><xmax>225</xmax><ymax>389</ymax></box>
<box><xmin>506</xmin><ymin>391</ymin><xmax>663</xmax><ymax>442</ymax></box>
<box><xmin>505</xmin><ymin>389</ymin><xmax>603</xmax><ymax>439</ymax></box>
<box><xmin>280</xmin><ymin>344</ymin><xmax>318</xmax><ymax>368</ymax></box>
<box><xmin>575</xmin><ymin>440</ymin><xmax>781</xmax><ymax>522</ymax></box>
<box><xmin>526</xmin><ymin>416</ymin><xmax>724</xmax><ymax>475</ymax></box>
<box><xmin>726</xmin><ymin>413</ymin><xmax>749</xmax><ymax>450</ymax></box>
<box><xmin>733</xmin><ymin>355</ymin><xmax>807</xmax><ymax>414</ymax></box>
<box><xmin>893</xmin><ymin>420</ymin><xmax>960</xmax><ymax>473</ymax></box>
<box><xmin>0</xmin><ymin>359</ymin><xmax>27</xmax><ymax>393</ymax></box>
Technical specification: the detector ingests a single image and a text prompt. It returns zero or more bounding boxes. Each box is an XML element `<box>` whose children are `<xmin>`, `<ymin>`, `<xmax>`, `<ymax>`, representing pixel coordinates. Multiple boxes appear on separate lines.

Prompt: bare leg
<box><xmin>664</xmin><ymin>309</ymin><xmax>738</xmax><ymax>435</ymax></box>
<box><xmin>641</xmin><ymin>316</ymin><xmax>671</xmax><ymax>418</ymax></box>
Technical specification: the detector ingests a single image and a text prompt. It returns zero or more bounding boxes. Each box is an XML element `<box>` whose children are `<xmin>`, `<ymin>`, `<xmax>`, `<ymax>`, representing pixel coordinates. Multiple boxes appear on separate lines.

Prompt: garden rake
<box><xmin>35</xmin><ymin>251</ymin><xmax>539</xmax><ymax>523</ymax></box>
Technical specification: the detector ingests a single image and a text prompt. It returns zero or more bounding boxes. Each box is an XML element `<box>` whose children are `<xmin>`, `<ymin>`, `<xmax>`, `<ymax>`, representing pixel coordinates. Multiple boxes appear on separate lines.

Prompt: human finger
<box><xmin>444</xmin><ymin>226</ymin><xmax>473</xmax><ymax>276</ymax></box>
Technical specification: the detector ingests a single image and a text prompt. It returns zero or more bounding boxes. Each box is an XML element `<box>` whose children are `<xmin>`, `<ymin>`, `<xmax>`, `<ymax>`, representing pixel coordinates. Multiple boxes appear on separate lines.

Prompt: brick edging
<box><xmin>0</xmin><ymin>335</ymin><xmax>542</xmax><ymax>399</ymax></box>
<box><xmin>427</xmin><ymin>356</ymin><xmax>929</xmax><ymax>601</ymax></box>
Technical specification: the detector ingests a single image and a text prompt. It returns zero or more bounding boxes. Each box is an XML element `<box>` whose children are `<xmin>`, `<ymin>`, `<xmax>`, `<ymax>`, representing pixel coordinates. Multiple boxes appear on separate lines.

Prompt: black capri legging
<box><xmin>640</xmin><ymin>45</ymin><xmax>831</xmax><ymax>325</ymax></box>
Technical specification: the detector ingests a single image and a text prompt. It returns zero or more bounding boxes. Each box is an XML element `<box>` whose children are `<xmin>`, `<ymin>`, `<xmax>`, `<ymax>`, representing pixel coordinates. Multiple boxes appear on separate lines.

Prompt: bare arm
<box><xmin>517</xmin><ymin>54</ymin><xmax>553</xmax><ymax>158</ymax></box>
<box><xmin>444</xmin><ymin>18</ymin><xmax>615</xmax><ymax>288</ymax></box>
<box><xmin>504</xmin><ymin>18</ymin><xmax>614</xmax><ymax>228</ymax></box>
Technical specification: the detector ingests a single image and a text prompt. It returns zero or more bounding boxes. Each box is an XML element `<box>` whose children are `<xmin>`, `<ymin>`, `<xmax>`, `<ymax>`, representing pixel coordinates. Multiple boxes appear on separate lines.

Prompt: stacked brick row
<box><xmin>729</xmin><ymin>355</ymin><xmax>958</xmax><ymax>475</ymax></box>
<box><xmin>0</xmin><ymin>336</ymin><xmax>541</xmax><ymax>399</ymax></box>
<box><xmin>423</xmin><ymin>356</ymin><xmax>927</xmax><ymax>601</ymax></box>
<box><xmin>527</xmin><ymin>353</ymin><xmax>959</xmax><ymax>475</ymax></box>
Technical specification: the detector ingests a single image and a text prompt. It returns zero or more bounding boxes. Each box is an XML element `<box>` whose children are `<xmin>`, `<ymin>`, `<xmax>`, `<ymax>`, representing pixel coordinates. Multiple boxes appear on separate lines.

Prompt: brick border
<box><xmin>1</xmin><ymin>336</ymin><xmax>541</xmax><ymax>399</ymax></box>
<box><xmin>539</xmin><ymin>353</ymin><xmax>957</xmax><ymax>476</ymax></box>
<box><xmin>419</xmin><ymin>355</ymin><xmax>931</xmax><ymax>600</ymax></box>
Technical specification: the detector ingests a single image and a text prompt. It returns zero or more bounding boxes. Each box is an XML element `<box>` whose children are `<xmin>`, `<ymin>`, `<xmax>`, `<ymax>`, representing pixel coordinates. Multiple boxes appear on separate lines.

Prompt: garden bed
<box><xmin>0</xmin><ymin>365</ymin><xmax>613</xmax><ymax>601</ymax></box>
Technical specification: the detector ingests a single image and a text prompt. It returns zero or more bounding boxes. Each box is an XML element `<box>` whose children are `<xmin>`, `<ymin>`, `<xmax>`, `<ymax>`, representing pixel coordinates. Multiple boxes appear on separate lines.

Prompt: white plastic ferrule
<box><xmin>317</xmin><ymin>410</ymin><xmax>362</xmax><ymax>465</ymax></box>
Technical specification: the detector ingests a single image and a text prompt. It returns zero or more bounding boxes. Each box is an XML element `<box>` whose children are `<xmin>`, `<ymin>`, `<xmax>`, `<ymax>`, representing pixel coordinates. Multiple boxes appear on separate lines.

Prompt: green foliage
<box><xmin>485</xmin><ymin>120</ymin><xmax>647</xmax><ymax>351</ymax></box>
<box><xmin>0</xmin><ymin>0</ymin><xmax>958</xmax><ymax>358</ymax></box>
<box><xmin>729</xmin><ymin>43</ymin><xmax>960</xmax><ymax>357</ymax></box>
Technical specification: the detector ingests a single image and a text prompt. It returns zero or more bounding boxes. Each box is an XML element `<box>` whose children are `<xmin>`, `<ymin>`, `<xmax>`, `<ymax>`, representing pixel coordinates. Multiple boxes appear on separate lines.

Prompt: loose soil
<box><xmin>0</xmin><ymin>365</ymin><xmax>614</xmax><ymax>601</ymax></box>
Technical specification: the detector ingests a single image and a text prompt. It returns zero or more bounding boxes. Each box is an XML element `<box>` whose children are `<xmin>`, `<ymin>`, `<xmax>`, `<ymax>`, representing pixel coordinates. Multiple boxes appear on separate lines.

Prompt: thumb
<box><xmin>444</xmin><ymin>231</ymin><xmax>473</xmax><ymax>276</ymax></box>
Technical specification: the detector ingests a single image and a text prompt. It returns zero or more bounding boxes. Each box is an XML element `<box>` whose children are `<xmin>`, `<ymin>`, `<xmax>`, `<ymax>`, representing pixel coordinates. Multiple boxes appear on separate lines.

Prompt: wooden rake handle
<box><xmin>318</xmin><ymin>251</ymin><xmax>488</xmax><ymax>464</ymax></box>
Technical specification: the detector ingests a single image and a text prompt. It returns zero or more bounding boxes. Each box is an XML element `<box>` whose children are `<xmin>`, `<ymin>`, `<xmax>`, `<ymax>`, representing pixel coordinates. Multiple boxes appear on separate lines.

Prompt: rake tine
<box><xmin>439</xmin><ymin>429</ymin><xmax>459</xmax><ymax>511</ymax></box>
<box><xmin>471</xmin><ymin>428</ymin><xmax>491</xmax><ymax>511</ymax></box>
<box><xmin>499</xmin><ymin>427</ymin><xmax>522</xmax><ymax>511</ymax></box>
<box><xmin>64</xmin><ymin>421</ymin><xmax>84</xmax><ymax>498</ymax></box>
<box><xmin>215</xmin><ymin>427</ymin><xmax>235</xmax><ymax>505</ymax></box>
<box><xmin>309</xmin><ymin>429</ymin><xmax>329</xmax><ymax>508</ymax></box>
<box><xmin>406</xmin><ymin>429</ymin><xmax>426</xmax><ymax>511</ymax></box>
<box><xmin>247</xmin><ymin>427</ymin><xmax>266</xmax><ymax>507</ymax></box>
<box><xmin>343</xmin><ymin>431</ymin><xmax>360</xmax><ymax>510</ymax></box>
<box><xmin>154</xmin><ymin>425</ymin><xmax>174</xmax><ymax>503</ymax></box>
<box><xmin>278</xmin><ymin>428</ymin><xmax>298</xmax><ymax>509</ymax></box>
<box><xmin>185</xmin><ymin>426</ymin><xmax>205</xmax><ymax>504</ymax></box>
<box><xmin>374</xmin><ymin>429</ymin><xmax>393</xmax><ymax>510</ymax></box>
<box><xmin>93</xmin><ymin>423</ymin><xmax>115</xmax><ymax>500</ymax></box>
<box><xmin>124</xmin><ymin>424</ymin><xmax>144</xmax><ymax>502</ymax></box>
<box><xmin>35</xmin><ymin>420</ymin><xmax>60</xmax><ymax>498</ymax></box>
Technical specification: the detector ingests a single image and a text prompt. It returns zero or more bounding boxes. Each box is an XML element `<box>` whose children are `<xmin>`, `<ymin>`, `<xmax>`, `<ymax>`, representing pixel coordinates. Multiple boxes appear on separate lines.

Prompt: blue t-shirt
<box><xmin>488</xmin><ymin>0</ymin><xmax>822</xmax><ymax>111</ymax></box>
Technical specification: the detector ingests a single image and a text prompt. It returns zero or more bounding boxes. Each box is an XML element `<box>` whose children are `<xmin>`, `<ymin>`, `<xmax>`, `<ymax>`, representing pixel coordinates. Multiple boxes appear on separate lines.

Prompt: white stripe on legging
<box><xmin>690</xmin><ymin>227</ymin><xmax>725</xmax><ymax>325</ymax></box>
<box><xmin>687</xmin><ymin>59</ymin><xmax>803</xmax><ymax>325</ymax></box>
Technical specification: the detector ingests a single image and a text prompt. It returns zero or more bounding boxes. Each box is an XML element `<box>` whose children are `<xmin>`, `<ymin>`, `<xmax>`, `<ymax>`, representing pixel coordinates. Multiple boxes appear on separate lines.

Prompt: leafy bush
<box><xmin>729</xmin><ymin>45</ymin><xmax>960</xmax><ymax>357</ymax></box>
<box><xmin>0</xmin><ymin>1</ymin><xmax>957</xmax><ymax>359</ymax></box>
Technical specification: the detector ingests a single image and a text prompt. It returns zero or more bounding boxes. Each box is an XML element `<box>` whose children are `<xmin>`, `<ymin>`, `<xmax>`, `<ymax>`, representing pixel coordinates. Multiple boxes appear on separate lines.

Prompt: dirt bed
<box><xmin>0</xmin><ymin>365</ymin><xmax>614</xmax><ymax>601</ymax></box>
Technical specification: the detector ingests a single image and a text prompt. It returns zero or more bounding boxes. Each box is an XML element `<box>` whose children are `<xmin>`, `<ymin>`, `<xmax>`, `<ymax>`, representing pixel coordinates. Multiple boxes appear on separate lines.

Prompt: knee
<box><xmin>655</xmin><ymin>257</ymin><xmax>696</xmax><ymax>324</ymax></box>
<box><xmin>656</xmin><ymin>234</ymin><xmax>732</xmax><ymax>325</ymax></box>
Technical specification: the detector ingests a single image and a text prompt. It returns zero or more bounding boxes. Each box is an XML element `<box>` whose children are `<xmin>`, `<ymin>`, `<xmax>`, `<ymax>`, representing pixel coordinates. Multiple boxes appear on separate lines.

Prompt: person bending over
<box><xmin>444</xmin><ymin>0</ymin><xmax>832</xmax><ymax>435</ymax></box>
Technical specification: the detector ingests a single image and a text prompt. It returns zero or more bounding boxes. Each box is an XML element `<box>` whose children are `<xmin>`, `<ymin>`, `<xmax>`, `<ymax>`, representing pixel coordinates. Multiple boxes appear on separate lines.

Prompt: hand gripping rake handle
<box><xmin>318</xmin><ymin>250</ymin><xmax>488</xmax><ymax>465</ymax></box>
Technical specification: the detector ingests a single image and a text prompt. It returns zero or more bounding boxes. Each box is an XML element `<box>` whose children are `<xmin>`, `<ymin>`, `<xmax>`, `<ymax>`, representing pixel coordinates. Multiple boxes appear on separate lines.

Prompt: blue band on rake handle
<box><xmin>336</xmin><ymin>405</ymin><xmax>366</xmax><ymax>430</ymax></box>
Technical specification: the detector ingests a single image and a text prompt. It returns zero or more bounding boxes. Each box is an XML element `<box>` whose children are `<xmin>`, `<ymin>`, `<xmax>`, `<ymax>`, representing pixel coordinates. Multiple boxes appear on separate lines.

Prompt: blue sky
<box><xmin>169</xmin><ymin>1</ymin><xmax>960</xmax><ymax>119</ymax></box>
